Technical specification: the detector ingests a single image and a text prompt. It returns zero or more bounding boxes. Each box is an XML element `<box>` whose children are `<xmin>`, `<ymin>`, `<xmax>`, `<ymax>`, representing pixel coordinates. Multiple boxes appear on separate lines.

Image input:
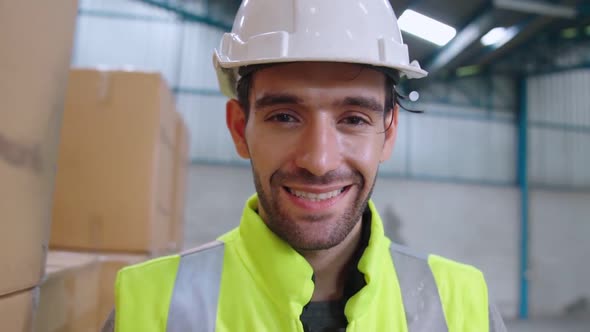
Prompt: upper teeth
<box><xmin>289</xmin><ymin>188</ymin><xmax>344</xmax><ymax>201</ymax></box>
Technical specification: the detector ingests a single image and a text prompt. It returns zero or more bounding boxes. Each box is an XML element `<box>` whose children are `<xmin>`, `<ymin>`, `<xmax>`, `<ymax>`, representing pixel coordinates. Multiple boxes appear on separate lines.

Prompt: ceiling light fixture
<box><xmin>398</xmin><ymin>10</ymin><xmax>456</xmax><ymax>46</ymax></box>
<box><xmin>481</xmin><ymin>26</ymin><xmax>518</xmax><ymax>47</ymax></box>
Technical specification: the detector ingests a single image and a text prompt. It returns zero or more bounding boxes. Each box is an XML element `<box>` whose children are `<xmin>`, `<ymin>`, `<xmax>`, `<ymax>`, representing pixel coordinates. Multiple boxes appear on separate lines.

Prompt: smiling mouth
<box><xmin>284</xmin><ymin>186</ymin><xmax>350</xmax><ymax>202</ymax></box>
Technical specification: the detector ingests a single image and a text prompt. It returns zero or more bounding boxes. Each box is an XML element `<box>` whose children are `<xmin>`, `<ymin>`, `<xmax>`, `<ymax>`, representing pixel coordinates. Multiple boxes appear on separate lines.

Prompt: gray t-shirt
<box><xmin>300</xmin><ymin>300</ymin><xmax>347</xmax><ymax>332</ymax></box>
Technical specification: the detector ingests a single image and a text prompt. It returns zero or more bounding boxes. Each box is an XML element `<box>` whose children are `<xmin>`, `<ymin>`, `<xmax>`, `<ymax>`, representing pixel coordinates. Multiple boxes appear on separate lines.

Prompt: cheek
<box><xmin>245</xmin><ymin>119</ymin><xmax>303</xmax><ymax>160</ymax></box>
<box><xmin>339</xmin><ymin>135</ymin><xmax>383</xmax><ymax>191</ymax></box>
<box><xmin>245</xmin><ymin>126</ymin><xmax>294</xmax><ymax>174</ymax></box>
<box><xmin>341</xmin><ymin>135</ymin><xmax>384</xmax><ymax>169</ymax></box>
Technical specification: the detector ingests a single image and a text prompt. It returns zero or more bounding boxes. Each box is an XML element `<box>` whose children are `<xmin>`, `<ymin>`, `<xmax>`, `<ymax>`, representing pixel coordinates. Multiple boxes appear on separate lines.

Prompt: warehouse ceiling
<box><xmin>139</xmin><ymin>0</ymin><xmax>590</xmax><ymax>78</ymax></box>
<box><xmin>392</xmin><ymin>0</ymin><xmax>590</xmax><ymax>79</ymax></box>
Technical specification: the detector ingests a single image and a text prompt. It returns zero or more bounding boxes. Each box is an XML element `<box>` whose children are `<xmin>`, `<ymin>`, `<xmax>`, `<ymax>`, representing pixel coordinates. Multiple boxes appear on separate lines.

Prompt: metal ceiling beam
<box><xmin>460</xmin><ymin>0</ymin><xmax>585</xmax><ymax>74</ymax></box>
<box><xmin>425</xmin><ymin>10</ymin><xmax>496</xmax><ymax>76</ymax></box>
<box><xmin>477</xmin><ymin>16</ymin><xmax>554</xmax><ymax>69</ymax></box>
<box><xmin>494</xmin><ymin>0</ymin><xmax>577</xmax><ymax>19</ymax></box>
<box><xmin>135</xmin><ymin>0</ymin><xmax>232</xmax><ymax>30</ymax></box>
<box><xmin>487</xmin><ymin>18</ymin><xmax>590</xmax><ymax>75</ymax></box>
<box><xmin>389</xmin><ymin>0</ymin><xmax>412</xmax><ymax>18</ymax></box>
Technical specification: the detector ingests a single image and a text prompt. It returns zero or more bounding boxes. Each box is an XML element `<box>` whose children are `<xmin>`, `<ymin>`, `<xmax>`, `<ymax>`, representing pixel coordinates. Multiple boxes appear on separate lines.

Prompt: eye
<box><xmin>340</xmin><ymin>115</ymin><xmax>370</xmax><ymax>126</ymax></box>
<box><xmin>267</xmin><ymin>112</ymin><xmax>299</xmax><ymax>123</ymax></box>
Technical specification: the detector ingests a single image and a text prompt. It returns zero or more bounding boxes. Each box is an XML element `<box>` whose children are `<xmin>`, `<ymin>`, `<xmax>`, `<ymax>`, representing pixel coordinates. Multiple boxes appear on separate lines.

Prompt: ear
<box><xmin>226</xmin><ymin>99</ymin><xmax>250</xmax><ymax>159</ymax></box>
<box><xmin>380</xmin><ymin>105</ymin><xmax>399</xmax><ymax>162</ymax></box>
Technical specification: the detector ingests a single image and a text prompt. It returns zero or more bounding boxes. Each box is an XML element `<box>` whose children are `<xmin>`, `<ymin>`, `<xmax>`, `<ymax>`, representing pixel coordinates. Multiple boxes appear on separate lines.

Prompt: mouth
<box><xmin>284</xmin><ymin>186</ymin><xmax>348</xmax><ymax>201</ymax></box>
<box><xmin>282</xmin><ymin>185</ymin><xmax>352</xmax><ymax>210</ymax></box>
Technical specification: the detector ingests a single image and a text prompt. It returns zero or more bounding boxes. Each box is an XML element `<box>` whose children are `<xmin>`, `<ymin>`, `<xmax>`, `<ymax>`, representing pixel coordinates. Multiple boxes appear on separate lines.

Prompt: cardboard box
<box><xmin>96</xmin><ymin>253</ymin><xmax>149</xmax><ymax>328</ymax></box>
<box><xmin>170</xmin><ymin>113</ymin><xmax>190</xmax><ymax>252</ymax></box>
<box><xmin>158</xmin><ymin>139</ymin><xmax>176</xmax><ymax>251</ymax></box>
<box><xmin>34</xmin><ymin>252</ymin><xmax>100</xmax><ymax>332</ymax></box>
<box><xmin>50</xmin><ymin>69</ymin><xmax>177</xmax><ymax>255</ymax></box>
<box><xmin>0</xmin><ymin>0</ymin><xmax>78</xmax><ymax>296</ymax></box>
<box><xmin>0</xmin><ymin>288</ymin><xmax>39</xmax><ymax>332</ymax></box>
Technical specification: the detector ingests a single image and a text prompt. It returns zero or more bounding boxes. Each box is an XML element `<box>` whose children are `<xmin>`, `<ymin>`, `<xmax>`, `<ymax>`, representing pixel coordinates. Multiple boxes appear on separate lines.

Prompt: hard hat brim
<box><xmin>213</xmin><ymin>50</ymin><xmax>428</xmax><ymax>98</ymax></box>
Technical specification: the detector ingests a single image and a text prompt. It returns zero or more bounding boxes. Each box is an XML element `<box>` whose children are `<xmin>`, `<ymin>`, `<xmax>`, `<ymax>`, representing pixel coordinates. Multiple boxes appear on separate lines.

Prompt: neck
<box><xmin>299</xmin><ymin>219</ymin><xmax>363</xmax><ymax>302</ymax></box>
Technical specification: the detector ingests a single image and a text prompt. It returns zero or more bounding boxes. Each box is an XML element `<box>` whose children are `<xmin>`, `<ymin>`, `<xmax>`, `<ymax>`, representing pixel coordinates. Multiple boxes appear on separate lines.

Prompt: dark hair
<box><xmin>236</xmin><ymin>64</ymin><xmax>399</xmax><ymax>131</ymax></box>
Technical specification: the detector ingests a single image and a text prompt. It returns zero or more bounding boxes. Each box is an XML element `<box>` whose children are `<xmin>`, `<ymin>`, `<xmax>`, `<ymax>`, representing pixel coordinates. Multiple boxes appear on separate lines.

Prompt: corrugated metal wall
<box><xmin>528</xmin><ymin>69</ymin><xmax>590</xmax><ymax>188</ymax></box>
<box><xmin>383</xmin><ymin>75</ymin><xmax>518</xmax><ymax>185</ymax></box>
<box><xmin>175</xmin><ymin>22</ymin><xmax>230</xmax><ymax>163</ymax></box>
<box><xmin>74</xmin><ymin>0</ymin><xmax>180</xmax><ymax>81</ymax></box>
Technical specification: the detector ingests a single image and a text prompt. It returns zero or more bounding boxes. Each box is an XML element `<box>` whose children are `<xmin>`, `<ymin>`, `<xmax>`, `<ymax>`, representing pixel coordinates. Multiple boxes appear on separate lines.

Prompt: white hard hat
<box><xmin>213</xmin><ymin>0</ymin><xmax>428</xmax><ymax>98</ymax></box>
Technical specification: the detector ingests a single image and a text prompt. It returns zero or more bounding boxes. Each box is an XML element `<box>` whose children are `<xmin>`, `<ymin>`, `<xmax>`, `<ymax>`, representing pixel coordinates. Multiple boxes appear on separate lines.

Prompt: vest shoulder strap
<box><xmin>166</xmin><ymin>241</ymin><xmax>225</xmax><ymax>332</ymax></box>
<box><xmin>390</xmin><ymin>243</ymin><xmax>448</xmax><ymax>332</ymax></box>
<box><xmin>428</xmin><ymin>254</ymin><xmax>489</xmax><ymax>332</ymax></box>
<box><xmin>390</xmin><ymin>242</ymin><xmax>489</xmax><ymax>331</ymax></box>
<box><xmin>115</xmin><ymin>254</ymin><xmax>181</xmax><ymax>332</ymax></box>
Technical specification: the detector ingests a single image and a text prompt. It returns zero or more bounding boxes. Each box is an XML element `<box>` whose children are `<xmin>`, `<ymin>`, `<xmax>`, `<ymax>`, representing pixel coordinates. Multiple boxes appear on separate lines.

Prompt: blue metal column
<box><xmin>205</xmin><ymin>0</ymin><xmax>211</xmax><ymax>17</ymax></box>
<box><xmin>517</xmin><ymin>76</ymin><xmax>529</xmax><ymax>319</ymax></box>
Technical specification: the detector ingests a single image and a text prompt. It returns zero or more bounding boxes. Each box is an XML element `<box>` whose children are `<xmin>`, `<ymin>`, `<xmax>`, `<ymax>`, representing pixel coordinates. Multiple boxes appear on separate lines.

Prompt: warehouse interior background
<box><xmin>2</xmin><ymin>0</ymin><xmax>590</xmax><ymax>330</ymax></box>
<box><xmin>74</xmin><ymin>0</ymin><xmax>590</xmax><ymax>328</ymax></box>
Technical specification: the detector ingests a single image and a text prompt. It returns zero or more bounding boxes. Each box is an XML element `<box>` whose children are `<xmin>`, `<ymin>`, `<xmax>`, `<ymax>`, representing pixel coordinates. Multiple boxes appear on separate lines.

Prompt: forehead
<box><xmin>251</xmin><ymin>62</ymin><xmax>387</xmax><ymax>100</ymax></box>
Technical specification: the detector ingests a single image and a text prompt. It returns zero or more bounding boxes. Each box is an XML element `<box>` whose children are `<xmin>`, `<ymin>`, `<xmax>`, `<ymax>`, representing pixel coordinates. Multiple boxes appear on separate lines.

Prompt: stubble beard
<box><xmin>252</xmin><ymin>165</ymin><xmax>376</xmax><ymax>251</ymax></box>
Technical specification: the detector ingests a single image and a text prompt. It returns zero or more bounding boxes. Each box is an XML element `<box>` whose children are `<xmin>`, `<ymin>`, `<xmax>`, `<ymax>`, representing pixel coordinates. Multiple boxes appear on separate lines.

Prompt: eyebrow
<box><xmin>253</xmin><ymin>93</ymin><xmax>384</xmax><ymax>114</ymax></box>
<box><xmin>254</xmin><ymin>93</ymin><xmax>304</xmax><ymax>109</ymax></box>
<box><xmin>333</xmin><ymin>96</ymin><xmax>384</xmax><ymax>114</ymax></box>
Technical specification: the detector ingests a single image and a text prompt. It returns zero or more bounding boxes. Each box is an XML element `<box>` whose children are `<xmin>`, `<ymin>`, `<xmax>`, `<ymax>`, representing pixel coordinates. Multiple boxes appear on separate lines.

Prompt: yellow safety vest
<box><xmin>114</xmin><ymin>195</ymin><xmax>490</xmax><ymax>331</ymax></box>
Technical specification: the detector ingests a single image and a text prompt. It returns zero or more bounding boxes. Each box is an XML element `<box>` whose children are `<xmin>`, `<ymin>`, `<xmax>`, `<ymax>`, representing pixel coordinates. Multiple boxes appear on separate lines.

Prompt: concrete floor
<box><xmin>506</xmin><ymin>319</ymin><xmax>590</xmax><ymax>332</ymax></box>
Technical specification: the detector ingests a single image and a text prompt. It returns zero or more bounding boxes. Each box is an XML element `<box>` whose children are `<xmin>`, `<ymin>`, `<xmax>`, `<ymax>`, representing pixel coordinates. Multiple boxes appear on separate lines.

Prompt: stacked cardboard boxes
<box><xmin>171</xmin><ymin>113</ymin><xmax>191</xmax><ymax>251</ymax></box>
<box><xmin>0</xmin><ymin>290</ymin><xmax>39</xmax><ymax>332</ymax></box>
<box><xmin>50</xmin><ymin>69</ymin><xmax>181</xmax><ymax>255</ymax></box>
<box><xmin>96</xmin><ymin>253</ymin><xmax>148</xmax><ymax>326</ymax></box>
<box><xmin>34</xmin><ymin>252</ymin><xmax>101</xmax><ymax>332</ymax></box>
<box><xmin>44</xmin><ymin>68</ymin><xmax>190</xmax><ymax>329</ymax></box>
<box><xmin>34</xmin><ymin>252</ymin><xmax>150</xmax><ymax>332</ymax></box>
<box><xmin>0</xmin><ymin>0</ymin><xmax>190</xmax><ymax>329</ymax></box>
<box><xmin>0</xmin><ymin>0</ymin><xmax>78</xmax><ymax>330</ymax></box>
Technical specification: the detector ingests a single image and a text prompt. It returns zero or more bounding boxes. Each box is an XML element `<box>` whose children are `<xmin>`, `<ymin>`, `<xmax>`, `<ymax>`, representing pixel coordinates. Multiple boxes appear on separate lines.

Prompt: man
<box><xmin>104</xmin><ymin>1</ymin><xmax>506</xmax><ymax>331</ymax></box>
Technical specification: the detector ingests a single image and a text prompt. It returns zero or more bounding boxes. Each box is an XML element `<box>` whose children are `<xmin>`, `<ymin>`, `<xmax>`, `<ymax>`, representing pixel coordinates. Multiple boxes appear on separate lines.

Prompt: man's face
<box><xmin>226</xmin><ymin>62</ymin><xmax>398</xmax><ymax>251</ymax></box>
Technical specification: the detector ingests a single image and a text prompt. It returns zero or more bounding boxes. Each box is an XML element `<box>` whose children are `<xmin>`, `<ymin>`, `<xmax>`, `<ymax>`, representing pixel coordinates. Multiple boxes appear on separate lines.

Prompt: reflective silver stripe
<box><xmin>489</xmin><ymin>303</ymin><xmax>507</xmax><ymax>332</ymax></box>
<box><xmin>165</xmin><ymin>240</ymin><xmax>454</xmax><ymax>331</ymax></box>
<box><xmin>166</xmin><ymin>241</ymin><xmax>225</xmax><ymax>332</ymax></box>
<box><xmin>390</xmin><ymin>243</ymin><xmax>448</xmax><ymax>332</ymax></box>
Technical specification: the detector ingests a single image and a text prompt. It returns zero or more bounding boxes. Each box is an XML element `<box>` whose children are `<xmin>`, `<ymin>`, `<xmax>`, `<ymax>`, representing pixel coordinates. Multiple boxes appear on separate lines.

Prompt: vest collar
<box><xmin>234</xmin><ymin>194</ymin><xmax>391</xmax><ymax>320</ymax></box>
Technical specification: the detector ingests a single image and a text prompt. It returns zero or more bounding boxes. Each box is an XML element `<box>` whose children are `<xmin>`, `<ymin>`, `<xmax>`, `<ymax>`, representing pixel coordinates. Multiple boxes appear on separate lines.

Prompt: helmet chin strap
<box><xmin>394</xmin><ymin>86</ymin><xmax>424</xmax><ymax>114</ymax></box>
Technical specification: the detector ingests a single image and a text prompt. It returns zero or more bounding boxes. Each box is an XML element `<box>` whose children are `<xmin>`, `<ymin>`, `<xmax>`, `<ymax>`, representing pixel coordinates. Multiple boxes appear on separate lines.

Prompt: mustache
<box><xmin>271</xmin><ymin>168</ymin><xmax>364</xmax><ymax>186</ymax></box>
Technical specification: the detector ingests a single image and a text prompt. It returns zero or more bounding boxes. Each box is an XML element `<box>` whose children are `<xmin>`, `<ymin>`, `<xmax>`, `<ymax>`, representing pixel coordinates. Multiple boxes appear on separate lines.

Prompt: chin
<box><xmin>278</xmin><ymin>217</ymin><xmax>356</xmax><ymax>251</ymax></box>
<box><xmin>290</xmin><ymin>238</ymin><xmax>342</xmax><ymax>251</ymax></box>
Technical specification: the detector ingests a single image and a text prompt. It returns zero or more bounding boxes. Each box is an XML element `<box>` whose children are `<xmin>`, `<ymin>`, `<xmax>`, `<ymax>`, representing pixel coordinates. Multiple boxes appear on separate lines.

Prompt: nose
<box><xmin>294</xmin><ymin>117</ymin><xmax>341</xmax><ymax>176</ymax></box>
